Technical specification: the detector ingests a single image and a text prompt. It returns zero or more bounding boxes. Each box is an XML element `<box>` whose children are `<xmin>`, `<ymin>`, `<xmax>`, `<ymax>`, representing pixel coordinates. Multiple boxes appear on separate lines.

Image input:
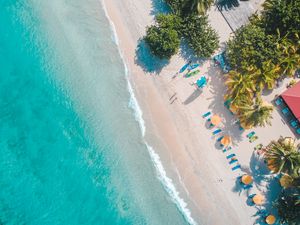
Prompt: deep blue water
<box><xmin>0</xmin><ymin>1</ymin><xmax>191</xmax><ymax>224</ymax></box>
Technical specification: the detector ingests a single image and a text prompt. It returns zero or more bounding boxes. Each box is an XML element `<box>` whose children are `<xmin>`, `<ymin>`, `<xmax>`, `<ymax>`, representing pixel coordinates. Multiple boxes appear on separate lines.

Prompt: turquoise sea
<box><xmin>0</xmin><ymin>0</ymin><xmax>194</xmax><ymax>224</ymax></box>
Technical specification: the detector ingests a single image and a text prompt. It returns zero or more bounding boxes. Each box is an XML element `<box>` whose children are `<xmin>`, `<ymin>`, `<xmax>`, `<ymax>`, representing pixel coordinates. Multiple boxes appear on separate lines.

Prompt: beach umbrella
<box><xmin>252</xmin><ymin>194</ymin><xmax>265</xmax><ymax>205</ymax></box>
<box><xmin>221</xmin><ymin>135</ymin><xmax>231</xmax><ymax>146</ymax></box>
<box><xmin>229</xmin><ymin>104</ymin><xmax>238</xmax><ymax>114</ymax></box>
<box><xmin>265</xmin><ymin>215</ymin><xmax>276</xmax><ymax>224</ymax></box>
<box><xmin>241</xmin><ymin>174</ymin><xmax>253</xmax><ymax>185</ymax></box>
<box><xmin>211</xmin><ymin>115</ymin><xmax>221</xmax><ymax>126</ymax></box>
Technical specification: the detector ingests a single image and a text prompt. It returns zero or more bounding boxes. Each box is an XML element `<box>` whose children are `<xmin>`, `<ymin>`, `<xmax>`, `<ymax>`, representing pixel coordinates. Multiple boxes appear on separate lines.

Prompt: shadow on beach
<box><xmin>216</xmin><ymin>0</ymin><xmax>240</xmax><ymax>11</ymax></box>
<box><xmin>150</xmin><ymin>0</ymin><xmax>170</xmax><ymax>15</ymax></box>
<box><xmin>206</xmin><ymin>63</ymin><xmax>243</xmax><ymax>143</ymax></box>
<box><xmin>135</xmin><ymin>39</ymin><xmax>169</xmax><ymax>74</ymax></box>
<box><xmin>183</xmin><ymin>88</ymin><xmax>202</xmax><ymax>105</ymax></box>
<box><xmin>179</xmin><ymin>41</ymin><xmax>205</xmax><ymax>64</ymax></box>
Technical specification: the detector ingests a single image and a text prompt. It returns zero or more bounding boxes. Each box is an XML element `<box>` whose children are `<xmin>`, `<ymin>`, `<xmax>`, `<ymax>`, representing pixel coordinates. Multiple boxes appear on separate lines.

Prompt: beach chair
<box><xmin>291</xmin><ymin>120</ymin><xmax>299</xmax><ymax>128</ymax></box>
<box><xmin>217</xmin><ymin>136</ymin><xmax>224</xmax><ymax>142</ymax></box>
<box><xmin>229</xmin><ymin>159</ymin><xmax>238</xmax><ymax>164</ymax></box>
<box><xmin>282</xmin><ymin>107</ymin><xmax>290</xmax><ymax>115</ymax></box>
<box><xmin>202</xmin><ymin>111</ymin><xmax>211</xmax><ymax>118</ymax></box>
<box><xmin>232</xmin><ymin>164</ymin><xmax>241</xmax><ymax>171</ymax></box>
<box><xmin>250</xmin><ymin>136</ymin><xmax>258</xmax><ymax>143</ymax></box>
<box><xmin>244</xmin><ymin>184</ymin><xmax>253</xmax><ymax>190</ymax></box>
<box><xmin>247</xmin><ymin>131</ymin><xmax>255</xmax><ymax>138</ymax></box>
<box><xmin>223</xmin><ymin>146</ymin><xmax>232</xmax><ymax>153</ymax></box>
<box><xmin>226</xmin><ymin>153</ymin><xmax>236</xmax><ymax>159</ymax></box>
<box><xmin>275</xmin><ymin>98</ymin><xmax>283</xmax><ymax>106</ymax></box>
<box><xmin>212</xmin><ymin>129</ymin><xmax>222</xmax><ymax>135</ymax></box>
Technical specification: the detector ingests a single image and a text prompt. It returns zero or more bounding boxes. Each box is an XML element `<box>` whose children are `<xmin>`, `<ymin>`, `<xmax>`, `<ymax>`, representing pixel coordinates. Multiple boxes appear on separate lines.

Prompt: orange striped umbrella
<box><xmin>211</xmin><ymin>115</ymin><xmax>221</xmax><ymax>126</ymax></box>
<box><xmin>221</xmin><ymin>135</ymin><xmax>231</xmax><ymax>146</ymax></box>
<box><xmin>265</xmin><ymin>215</ymin><xmax>276</xmax><ymax>224</ymax></box>
<box><xmin>253</xmin><ymin>194</ymin><xmax>264</xmax><ymax>205</ymax></box>
<box><xmin>241</xmin><ymin>174</ymin><xmax>253</xmax><ymax>185</ymax></box>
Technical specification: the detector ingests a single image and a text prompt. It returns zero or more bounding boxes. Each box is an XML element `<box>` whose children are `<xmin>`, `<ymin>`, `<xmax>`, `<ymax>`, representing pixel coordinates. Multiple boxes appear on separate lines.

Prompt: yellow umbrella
<box><xmin>265</xmin><ymin>215</ymin><xmax>276</xmax><ymax>224</ymax></box>
<box><xmin>252</xmin><ymin>194</ymin><xmax>264</xmax><ymax>205</ymax></box>
<box><xmin>229</xmin><ymin>104</ymin><xmax>238</xmax><ymax>114</ymax></box>
<box><xmin>211</xmin><ymin>115</ymin><xmax>221</xmax><ymax>126</ymax></box>
<box><xmin>221</xmin><ymin>135</ymin><xmax>231</xmax><ymax>146</ymax></box>
<box><xmin>241</xmin><ymin>174</ymin><xmax>253</xmax><ymax>185</ymax></box>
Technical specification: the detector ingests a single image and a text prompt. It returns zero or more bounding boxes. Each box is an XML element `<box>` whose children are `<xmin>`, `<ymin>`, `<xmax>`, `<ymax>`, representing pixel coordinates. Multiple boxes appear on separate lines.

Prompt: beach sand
<box><xmin>101</xmin><ymin>0</ymin><xmax>298</xmax><ymax>224</ymax></box>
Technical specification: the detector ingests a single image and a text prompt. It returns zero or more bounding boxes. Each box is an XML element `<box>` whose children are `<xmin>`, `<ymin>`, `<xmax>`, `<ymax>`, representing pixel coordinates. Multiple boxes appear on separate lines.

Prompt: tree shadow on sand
<box><xmin>135</xmin><ymin>39</ymin><xmax>169</xmax><ymax>74</ymax></box>
<box><xmin>216</xmin><ymin>0</ymin><xmax>240</xmax><ymax>11</ymax></box>
<box><xmin>150</xmin><ymin>0</ymin><xmax>170</xmax><ymax>15</ymax></box>
<box><xmin>206</xmin><ymin>63</ymin><xmax>244</xmax><ymax>143</ymax></box>
<box><xmin>179</xmin><ymin>41</ymin><xmax>206</xmax><ymax>64</ymax></box>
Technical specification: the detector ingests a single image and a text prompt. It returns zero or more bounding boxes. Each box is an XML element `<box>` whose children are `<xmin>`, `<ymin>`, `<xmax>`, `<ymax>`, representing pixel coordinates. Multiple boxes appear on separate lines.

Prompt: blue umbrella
<box><xmin>196</xmin><ymin>76</ymin><xmax>207</xmax><ymax>88</ymax></box>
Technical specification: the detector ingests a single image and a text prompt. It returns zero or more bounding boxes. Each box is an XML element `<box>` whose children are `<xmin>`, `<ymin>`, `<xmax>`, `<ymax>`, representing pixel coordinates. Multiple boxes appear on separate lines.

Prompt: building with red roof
<box><xmin>281</xmin><ymin>81</ymin><xmax>300</xmax><ymax>122</ymax></box>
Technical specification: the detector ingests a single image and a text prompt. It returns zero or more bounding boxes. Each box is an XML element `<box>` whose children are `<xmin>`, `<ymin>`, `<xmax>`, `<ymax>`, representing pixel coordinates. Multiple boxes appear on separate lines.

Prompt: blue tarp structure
<box><xmin>196</xmin><ymin>76</ymin><xmax>207</xmax><ymax>88</ymax></box>
<box><xmin>213</xmin><ymin>52</ymin><xmax>231</xmax><ymax>73</ymax></box>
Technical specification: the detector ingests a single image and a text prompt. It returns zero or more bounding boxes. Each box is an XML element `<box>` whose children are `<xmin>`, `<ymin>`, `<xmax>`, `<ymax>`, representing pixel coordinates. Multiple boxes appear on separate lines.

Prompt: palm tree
<box><xmin>225</xmin><ymin>71</ymin><xmax>256</xmax><ymax>105</ymax></box>
<box><xmin>280</xmin><ymin>173</ymin><xmax>300</xmax><ymax>189</ymax></box>
<box><xmin>238</xmin><ymin>97</ymin><xmax>273</xmax><ymax>128</ymax></box>
<box><xmin>256</xmin><ymin>61</ymin><xmax>280</xmax><ymax>90</ymax></box>
<box><xmin>183</xmin><ymin>0</ymin><xmax>214</xmax><ymax>15</ymax></box>
<box><xmin>265</xmin><ymin>137</ymin><xmax>300</xmax><ymax>174</ymax></box>
<box><xmin>277</xmin><ymin>34</ymin><xmax>300</xmax><ymax>77</ymax></box>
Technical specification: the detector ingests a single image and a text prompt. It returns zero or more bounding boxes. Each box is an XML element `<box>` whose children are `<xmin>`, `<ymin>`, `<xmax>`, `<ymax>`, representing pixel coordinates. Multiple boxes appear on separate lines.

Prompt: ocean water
<box><xmin>0</xmin><ymin>1</ymin><xmax>194</xmax><ymax>225</ymax></box>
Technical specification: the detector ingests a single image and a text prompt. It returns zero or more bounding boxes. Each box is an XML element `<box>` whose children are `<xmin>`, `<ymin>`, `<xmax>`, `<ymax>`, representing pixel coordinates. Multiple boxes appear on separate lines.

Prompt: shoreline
<box><xmin>100</xmin><ymin>1</ymin><xmax>197</xmax><ymax>224</ymax></box>
<box><xmin>100</xmin><ymin>0</ymin><xmax>262</xmax><ymax>224</ymax></box>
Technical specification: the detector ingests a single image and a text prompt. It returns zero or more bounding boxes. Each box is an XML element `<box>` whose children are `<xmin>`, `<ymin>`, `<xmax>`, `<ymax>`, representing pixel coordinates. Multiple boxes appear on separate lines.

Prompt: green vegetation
<box><xmin>144</xmin><ymin>0</ymin><xmax>219</xmax><ymax>59</ymax></box>
<box><xmin>144</xmin><ymin>14</ymin><xmax>181</xmax><ymax>59</ymax></box>
<box><xmin>264</xmin><ymin>137</ymin><xmax>300</xmax><ymax>224</ymax></box>
<box><xmin>182</xmin><ymin>15</ymin><xmax>219</xmax><ymax>58</ymax></box>
<box><xmin>224</xmin><ymin>0</ymin><xmax>300</xmax><ymax>129</ymax></box>
<box><xmin>265</xmin><ymin>137</ymin><xmax>300</xmax><ymax>174</ymax></box>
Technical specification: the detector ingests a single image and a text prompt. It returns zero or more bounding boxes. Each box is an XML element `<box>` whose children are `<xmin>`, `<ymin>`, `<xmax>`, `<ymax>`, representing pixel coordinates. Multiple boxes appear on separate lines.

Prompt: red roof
<box><xmin>281</xmin><ymin>81</ymin><xmax>300</xmax><ymax>121</ymax></box>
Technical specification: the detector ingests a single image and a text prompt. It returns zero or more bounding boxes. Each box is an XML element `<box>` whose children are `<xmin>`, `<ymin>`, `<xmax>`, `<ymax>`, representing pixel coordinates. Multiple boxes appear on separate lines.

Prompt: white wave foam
<box><xmin>101</xmin><ymin>1</ymin><xmax>196</xmax><ymax>224</ymax></box>
<box><xmin>146</xmin><ymin>143</ymin><xmax>197</xmax><ymax>225</ymax></box>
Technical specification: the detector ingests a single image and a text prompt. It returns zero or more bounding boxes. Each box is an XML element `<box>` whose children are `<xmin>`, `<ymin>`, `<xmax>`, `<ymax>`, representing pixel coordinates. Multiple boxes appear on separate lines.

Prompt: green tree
<box><xmin>182</xmin><ymin>0</ymin><xmax>214</xmax><ymax>15</ymax></box>
<box><xmin>277</xmin><ymin>34</ymin><xmax>300</xmax><ymax>77</ymax></box>
<box><xmin>144</xmin><ymin>14</ymin><xmax>182</xmax><ymax>59</ymax></box>
<box><xmin>182</xmin><ymin>15</ymin><xmax>219</xmax><ymax>58</ymax></box>
<box><xmin>275</xmin><ymin>189</ymin><xmax>300</xmax><ymax>225</ymax></box>
<box><xmin>226</xmin><ymin>24</ymin><xmax>280</xmax><ymax>71</ymax></box>
<box><xmin>265</xmin><ymin>137</ymin><xmax>300</xmax><ymax>174</ymax></box>
<box><xmin>238</xmin><ymin>98</ymin><xmax>273</xmax><ymax>128</ymax></box>
<box><xmin>225</xmin><ymin>71</ymin><xmax>255</xmax><ymax>104</ymax></box>
<box><xmin>255</xmin><ymin>61</ymin><xmax>280</xmax><ymax>91</ymax></box>
<box><xmin>262</xmin><ymin>0</ymin><xmax>300</xmax><ymax>39</ymax></box>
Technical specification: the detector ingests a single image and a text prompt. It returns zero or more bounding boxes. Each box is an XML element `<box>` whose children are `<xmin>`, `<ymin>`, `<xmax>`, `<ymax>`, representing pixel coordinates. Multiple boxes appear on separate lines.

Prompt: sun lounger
<box><xmin>275</xmin><ymin>98</ymin><xmax>283</xmax><ymax>106</ymax></box>
<box><xmin>229</xmin><ymin>159</ymin><xmax>238</xmax><ymax>164</ymax></box>
<box><xmin>202</xmin><ymin>111</ymin><xmax>211</xmax><ymax>118</ymax></box>
<box><xmin>282</xmin><ymin>107</ymin><xmax>290</xmax><ymax>115</ymax></box>
<box><xmin>247</xmin><ymin>131</ymin><xmax>255</xmax><ymax>138</ymax></box>
<box><xmin>232</xmin><ymin>164</ymin><xmax>241</xmax><ymax>171</ymax></box>
<box><xmin>291</xmin><ymin>120</ymin><xmax>299</xmax><ymax>128</ymax></box>
<box><xmin>244</xmin><ymin>184</ymin><xmax>253</xmax><ymax>190</ymax></box>
<box><xmin>223</xmin><ymin>146</ymin><xmax>232</xmax><ymax>153</ymax></box>
<box><xmin>212</xmin><ymin>129</ymin><xmax>222</xmax><ymax>135</ymax></box>
<box><xmin>250</xmin><ymin>136</ymin><xmax>258</xmax><ymax>143</ymax></box>
<box><xmin>226</xmin><ymin>153</ymin><xmax>236</xmax><ymax>159</ymax></box>
<box><xmin>217</xmin><ymin>136</ymin><xmax>224</xmax><ymax>142</ymax></box>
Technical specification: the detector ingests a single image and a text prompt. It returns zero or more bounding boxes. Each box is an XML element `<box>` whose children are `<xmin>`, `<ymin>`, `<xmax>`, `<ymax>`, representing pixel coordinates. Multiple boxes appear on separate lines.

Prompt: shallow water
<box><xmin>0</xmin><ymin>1</ymin><xmax>191</xmax><ymax>224</ymax></box>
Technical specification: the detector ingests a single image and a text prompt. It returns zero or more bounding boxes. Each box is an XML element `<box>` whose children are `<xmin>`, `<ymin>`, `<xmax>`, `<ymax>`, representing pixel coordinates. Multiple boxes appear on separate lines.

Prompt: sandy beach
<box><xmin>101</xmin><ymin>0</ymin><xmax>298</xmax><ymax>224</ymax></box>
